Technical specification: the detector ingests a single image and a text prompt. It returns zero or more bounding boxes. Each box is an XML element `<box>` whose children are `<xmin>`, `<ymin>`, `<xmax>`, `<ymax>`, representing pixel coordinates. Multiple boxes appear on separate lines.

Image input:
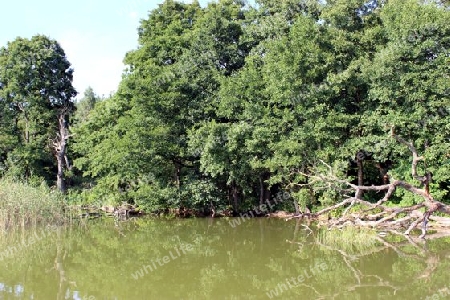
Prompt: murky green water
<box><xmin>1</xmin><ymin>218</ymin><xmax>449</xmax><ymax>299</ymax></box>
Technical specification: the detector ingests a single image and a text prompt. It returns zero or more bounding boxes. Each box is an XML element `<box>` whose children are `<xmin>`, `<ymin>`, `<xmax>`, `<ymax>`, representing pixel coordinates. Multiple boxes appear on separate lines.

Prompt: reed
<box><xmin>0</xmin><ymin>179</ymin><xmax>68</xmax><ymax>230</ymax></box>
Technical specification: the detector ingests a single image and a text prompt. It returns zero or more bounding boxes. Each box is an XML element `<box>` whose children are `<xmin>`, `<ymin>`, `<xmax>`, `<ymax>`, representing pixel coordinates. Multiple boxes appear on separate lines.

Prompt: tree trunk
<box><xmin>64</xmin><ymin>154</ymin><xmax>72</xmax><ymax>171</ymax></box>
<box><xmin>24</xmin><ymin>113</ymin><xmax>30</xmax><ymax>144</ymax></box>
<box><xmin>54</xmin><ymin>112</ymin><xmax>69</xmax><ymax>193</ymax></box>
<box><xmin>259</xmin><ymin>176</ymin><xmax>264</xmax><ymax>206</ymax></box>
<box><xmin>232</xmin><ymin>182</ymin><xmax>239</xmax><ymax>212</ymax></box>
<box><xmin>18</xmin><ymin>104</ymin><xmax>30</xmax><ymax>144</ymax></box>
<box><xmin>56</xmin><ymin>152</ymin><xmax>66</xmax><ymax>193</ymax></box>
<box><xmin>259</xmin><ymin>173</ymin><xmax>271</xmax><ymax>206</ymax></box>
<box><xmin>174</xmin><ymin>160</ymin><xmax>181</xmax><ymax>189</ymax></box>
<box><xmin>293</xmin><ymin>199</ymin><xmax>300</xmax><ymax>215</ymax></box>
<box><xmin>355</xmin><ymin>152</ymin><xmax>364</xmax><ymax>199</ymax></box>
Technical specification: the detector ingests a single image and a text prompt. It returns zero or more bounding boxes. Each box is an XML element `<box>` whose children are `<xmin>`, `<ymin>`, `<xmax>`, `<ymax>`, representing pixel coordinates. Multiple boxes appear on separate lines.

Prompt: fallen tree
<box><xmin>290</xmin><ymin>128</ymin><xmax>450</xmax><ymax>238</ymax></box>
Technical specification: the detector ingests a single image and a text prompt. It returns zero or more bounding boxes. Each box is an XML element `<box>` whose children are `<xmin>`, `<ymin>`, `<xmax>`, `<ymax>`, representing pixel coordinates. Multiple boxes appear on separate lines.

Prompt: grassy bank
<box><xmin>0</xmin><ymin>179</ymin><xmax>67</xmax><ymax>230</ymax></box>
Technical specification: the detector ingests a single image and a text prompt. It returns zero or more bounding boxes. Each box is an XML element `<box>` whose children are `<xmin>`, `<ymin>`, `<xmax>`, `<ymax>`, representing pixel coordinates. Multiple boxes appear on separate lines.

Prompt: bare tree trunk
<box><xmin>56</xmin><ymin>152</ymin><xmax>65</xmax><ymax>193</ymax></box>
<box><xmin>54</xmin><ymin>112</ymin><xmax>69</xmax><ymax>193</ymax></box>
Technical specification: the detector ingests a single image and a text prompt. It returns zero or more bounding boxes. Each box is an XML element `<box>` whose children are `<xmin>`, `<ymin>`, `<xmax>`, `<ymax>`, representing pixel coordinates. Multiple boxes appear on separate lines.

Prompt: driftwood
<box><xmin>72</xmin><ymin>203</ymin><xmax>142</xmax><ymax>219</ymax></box>
<box><xmin>289</xmin><ymin>128</ymin><xmax>450</xmax><ymax>238</ymax></box>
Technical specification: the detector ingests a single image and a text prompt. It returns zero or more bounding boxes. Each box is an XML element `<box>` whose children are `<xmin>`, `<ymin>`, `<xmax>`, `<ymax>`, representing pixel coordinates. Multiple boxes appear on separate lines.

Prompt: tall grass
<box><xmin>0</xmin><ymin>179</ymin><xmax>68</xmax><ymax>230</ymax></box>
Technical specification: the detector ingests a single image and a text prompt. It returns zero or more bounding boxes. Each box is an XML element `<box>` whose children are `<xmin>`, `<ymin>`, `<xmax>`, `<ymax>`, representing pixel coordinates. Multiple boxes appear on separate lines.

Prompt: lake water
<box><xmin>0</xmin><ymin>218</ymin><xmax>449</xmax><ymax>299</ymax></box>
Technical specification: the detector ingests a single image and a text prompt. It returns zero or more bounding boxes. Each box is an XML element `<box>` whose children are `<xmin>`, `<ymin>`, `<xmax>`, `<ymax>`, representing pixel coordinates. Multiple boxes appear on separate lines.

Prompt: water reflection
<box><xmin>0</xmin><ymin>283</ymin><xmax>96</xmax><ymax>300</ymax></box>
<box><xmin>0</xmin><ymin>283</ymin><xmax>24</xmax><ymax>296</ymax></box>
<box><xmin>0</xmin><ymin>218</ymin><xmax>449</xmax><ymax>299</ymax></box>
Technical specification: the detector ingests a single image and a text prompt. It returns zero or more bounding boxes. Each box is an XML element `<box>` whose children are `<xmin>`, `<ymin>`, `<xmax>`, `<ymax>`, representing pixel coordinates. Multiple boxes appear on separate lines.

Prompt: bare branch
<box><xmin>289</xmin><ymin>130</ymin><xmax>450</xmax><ymax>238</ymax></box>
<box><xmin>391</xmin><ymin>127</ymin><xmax>427</xmax><ymax>184</ymax></box>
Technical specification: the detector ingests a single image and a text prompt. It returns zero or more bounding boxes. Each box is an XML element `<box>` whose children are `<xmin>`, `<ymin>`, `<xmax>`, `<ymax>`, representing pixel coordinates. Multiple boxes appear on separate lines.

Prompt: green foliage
<box><xmin>1</xmin><ymin>0</ymin><xmax>448</xmax><ymax>213</ymax></box>
<box><xmin>73</xmin><ymin>0</ymin><xmax>449</xmax><ymax>211</ymax></box>
<box><xmin>73</xmin><ymin>87</ymin><xmax>100</xmax><ymax>125</ymax></box>
<box><xmin>0</xmin><ymin>35</ymin><xmax>77</xmax><ymax>186</ymax></box>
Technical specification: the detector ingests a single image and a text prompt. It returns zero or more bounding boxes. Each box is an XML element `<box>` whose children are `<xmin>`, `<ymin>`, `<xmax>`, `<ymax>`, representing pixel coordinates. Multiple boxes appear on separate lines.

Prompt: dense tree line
<box><xmin>0</xmin><ymin>0</ymin><xmax>449</xmax><ymax>215</ymax></box>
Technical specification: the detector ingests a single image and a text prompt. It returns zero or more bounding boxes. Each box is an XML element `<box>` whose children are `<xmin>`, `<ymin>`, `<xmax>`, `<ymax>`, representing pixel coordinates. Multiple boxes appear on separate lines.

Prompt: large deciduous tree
<box><xmin>72</xmin><ymin>0</ymin><xmax>449</xmax><ymax>230</ymax></box>
<box><xmin>0</xmin><ymin>35</ymin><xmax>77</xmax><ymax>191</ymax></box>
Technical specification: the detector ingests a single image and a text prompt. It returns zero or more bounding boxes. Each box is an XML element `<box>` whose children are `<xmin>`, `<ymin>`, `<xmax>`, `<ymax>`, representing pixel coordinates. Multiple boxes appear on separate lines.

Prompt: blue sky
<box><xmin>0</xmin><ymin>0</ymin><xmax>211</xmax><ymax>98</ymax></box>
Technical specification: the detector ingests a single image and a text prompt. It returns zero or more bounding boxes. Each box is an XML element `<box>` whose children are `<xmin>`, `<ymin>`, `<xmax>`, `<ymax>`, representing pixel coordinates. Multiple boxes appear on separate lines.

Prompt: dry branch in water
<box><xmin>291</xmin><ymin>129</ymin><xmax>450</xmax><ymax>238</ymax></box>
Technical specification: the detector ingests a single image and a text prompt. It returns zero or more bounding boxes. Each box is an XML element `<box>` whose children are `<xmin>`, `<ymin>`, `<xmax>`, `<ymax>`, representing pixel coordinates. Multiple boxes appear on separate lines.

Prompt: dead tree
<box><xmin>51</xmin><ymin>108</ymin><xmax>72</xmax><ymax>193</ymax></box>
<box><xmin>293</xmin><ymin>128</ymin><xmax>450</xmax><ymax>238</ymax></box>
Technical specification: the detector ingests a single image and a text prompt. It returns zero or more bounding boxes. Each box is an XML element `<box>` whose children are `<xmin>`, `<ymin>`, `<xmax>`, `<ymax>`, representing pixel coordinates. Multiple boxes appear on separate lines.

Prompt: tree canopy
<box><xmin>0</xmin><ymin>35</ymin><xmax>76</xmax><ymax>189</ymax></box>
<box><xmin>1</xmin><ymin>0</ymin><xmax>448</xmax><ymax>217</ymax></box>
